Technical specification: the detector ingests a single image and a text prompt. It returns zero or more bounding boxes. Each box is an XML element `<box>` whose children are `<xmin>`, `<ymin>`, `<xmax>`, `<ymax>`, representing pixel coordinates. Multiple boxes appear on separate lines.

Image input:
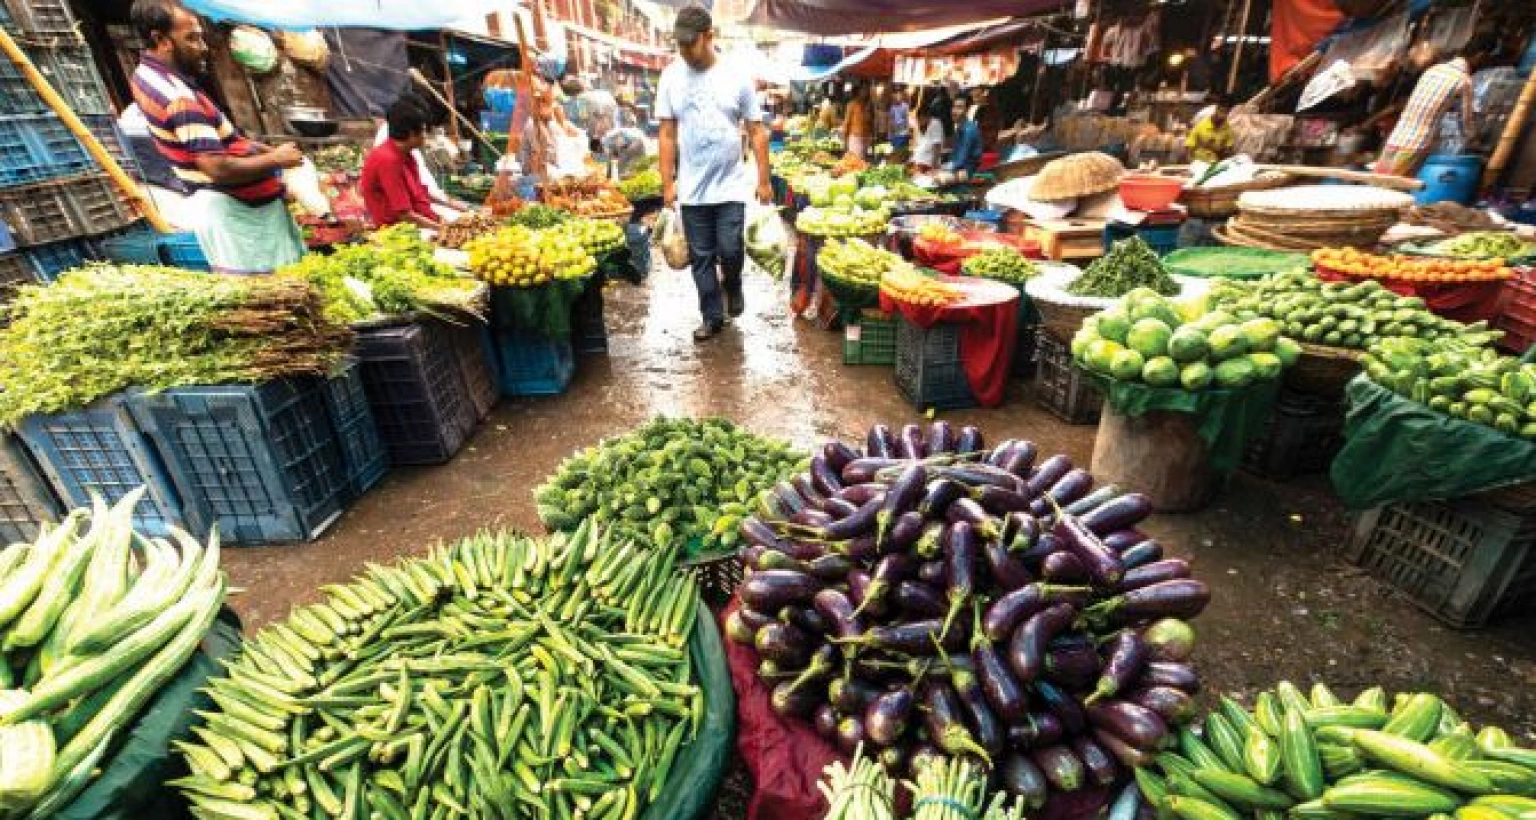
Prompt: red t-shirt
<box><xmin>361</xmin><ymin>139</ymin><xmax>434</xmax><ymax>226</ymax></box>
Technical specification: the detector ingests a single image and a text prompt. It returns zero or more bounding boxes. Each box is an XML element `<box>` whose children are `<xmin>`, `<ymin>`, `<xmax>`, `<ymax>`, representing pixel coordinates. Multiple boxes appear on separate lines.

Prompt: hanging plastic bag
<box><xmin>280</xmin><ymin>30</ymin><xmax>330</xmax><ymax>72</ymax></box>
<box><xmin>744</xmin><ymin>204</ymin><xmax>789</xmax><ymax>279</ymax></box>
<box><xmin>1298</xmin><ymin>60</ymin><xmax>1357</xmax><ymax>111</ymax></box>
<box><xmin>230</xmin><ymin>26</ymin><xmax>279</xmax><ymax>74</ymax></box>
<box><xmin>654</xmin><ymin>207</ymin><xmax>690</xmax><ymax>270</ymax></box>
<box><xmin>282</xmin><ymin>157</ymin><xmax>331</xmax><ymax>217</ymax></box>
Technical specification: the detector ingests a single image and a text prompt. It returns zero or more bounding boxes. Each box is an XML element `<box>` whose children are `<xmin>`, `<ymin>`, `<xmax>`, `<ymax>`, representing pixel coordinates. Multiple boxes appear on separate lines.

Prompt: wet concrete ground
<box><xmin>224</xmin><ymin>261</ymin><xmax>1536</xmax><ymax>763</ymax></box>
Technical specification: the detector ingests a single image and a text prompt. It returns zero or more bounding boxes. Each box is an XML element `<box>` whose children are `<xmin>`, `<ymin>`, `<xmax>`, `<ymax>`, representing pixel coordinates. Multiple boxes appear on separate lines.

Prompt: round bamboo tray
<box><xmin>1035</xmin><ymin>299</ymin><xmax>1102</xmax><ymax>340</ymax></box>
<box><xmin>1175</xmin><ymin>173</ymin><xmax>1294</xmax><ymax>219</ymax></box>
<box><xmin>1285</xmin><ymin>342</ymin><xmax>1364</xmax><ymax>398</ymax></box>
<box><xmin>1213</xmin><ymin>223</ymin><xmax>1296</xmax><ymax>252</ymax></box>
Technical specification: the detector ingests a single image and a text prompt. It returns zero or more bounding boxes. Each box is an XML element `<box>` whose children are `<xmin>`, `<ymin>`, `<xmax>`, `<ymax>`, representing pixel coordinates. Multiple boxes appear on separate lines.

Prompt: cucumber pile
<box><xmin>1363</xmin><ymin>338</ymin><xmax>1536</xmax><ymax>438</ymax></box>
<box><xmin>1134</xmin><ymin>681</ymin><xmax>1536</xmax><ymax>820</ymax></box>
<box><xmin>174</xmin><ymin>522</ymin><xmax>705</xmax><ymax>820</ymax></box>
<box><xmin>536</xmin><ymin>417</ymin><xmax>807</xmax><ymax>556</ymax></box>
<box><xmin>1208</xmin><ymin>272</ymin><xmax>1500</xmax><ymax>351</ymax></box>
<box><xmin>0</xmin><ymin>491</ymin><xmax>227</xmax><ymax>817</ymax></box>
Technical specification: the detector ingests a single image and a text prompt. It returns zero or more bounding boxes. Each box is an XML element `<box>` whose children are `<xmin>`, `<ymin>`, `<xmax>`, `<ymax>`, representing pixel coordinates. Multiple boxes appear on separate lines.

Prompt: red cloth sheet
<box><xmin>1315</xmin><ymin>267</ymin><xmax>1507</xmax><ymax>324</ymax></box>
<box><xmin>724</xmin><ymin>597</ymin><xmax>1117</xmax><ymax>820</ymax></box>
<box><xmin>880</xmin><ymin>277</ymin><xmax>1020</xmax><ymax>407</ymax></box>
<box><xmin>913</xmin><ymin>232</ymin><xmax>1035</xmax><ymax>276</ymax></box>
<box><xmin>1270</xmin><ymin>0</ymin><xmax>1344</xmax><ymax>82</ymax></box>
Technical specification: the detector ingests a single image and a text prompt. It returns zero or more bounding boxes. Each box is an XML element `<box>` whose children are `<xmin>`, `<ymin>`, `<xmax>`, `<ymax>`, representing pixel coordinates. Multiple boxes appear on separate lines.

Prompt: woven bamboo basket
<box><xmin>1176</xmin><ymin>173</ymin><xmax>1294</xmax><ymax>219</ymax></box>
<box><xmin>1035</xmin><ymin>298</ymin><xmax>1101</xmax><ymax>340</ymax></box>
<box><xmin>1285</xmin><ymin>342</ymin><xmax>1364</xmax><ymax>398</ymax></box>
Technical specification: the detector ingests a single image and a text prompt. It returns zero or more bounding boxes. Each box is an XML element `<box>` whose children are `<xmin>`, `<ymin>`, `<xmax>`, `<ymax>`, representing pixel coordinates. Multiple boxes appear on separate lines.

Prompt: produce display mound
<box><xmin>279</xmin><ymin>225</ymin><xmax>485</xmax><ymax>326</ymax></box>
<box><xmin>1134</xmin><ymin>679</ymin><xmax>1536</xmax><ymax>820</ymax></box>
<box><xmin>175</xmin><ymin>524</ymin><xmax>734</xmax><ymax>820</ymax></box>
<box><xmin>728</xmin><ymin>420</ymin><xmax>1210</xmax><ymax>807</ymax></box>
<box><xmin>536</xmin><ymin>417</ymin><xmax>808</xmax><ymax>558</ymax></box>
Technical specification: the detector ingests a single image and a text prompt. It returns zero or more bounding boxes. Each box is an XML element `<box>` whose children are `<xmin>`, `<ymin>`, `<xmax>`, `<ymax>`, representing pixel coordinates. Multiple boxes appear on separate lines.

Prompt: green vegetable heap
<box><xmin>1431</xmin><ymin>231</ymin><xmax>1536</xmax><ymax>260</ymax></box>
<box><xmin>508</xmin><ymin>205</ymin><xmax>574</xmax><ymax>230</ymax></box>
<box><xmin>1136</xmin><ymin>679</ymin><xmax>1536</xmax><ymax>820</ymax></box>
<box><xmin>618</xmin><ymin>168</ymin><xmax>662</xmax><ymax>201</ymax></box>
<box><xmin>0</xmin><ymin>492</ymin><xmax>226</xmax><ymax>818</ymax></box>
<box><xmin>1209</xmin><ymin>271</ymin><xmax>1499</xmax><ymax>351</ymax></box>
<box><xmin>961</xmin><ymin>248</ymin><xmax>1039</xmax><ymax>286</ymax></box>
<box><xmin>858</xmin><ymin>164</ymin><xmax>908</xmax><ymax>190</ymax></box>
<box><xmin>1070</xmin><ymin>237</ymin><xmax>1178</xmax><ymax>298</ymax></box>
<box><xmin>1074</xmin><ymin>288</ymin><xmax>1300</xmax><ymax>391</ymax></box>
<box><xmin>796</xmin><ymin>206</ymin><xmax>890</xmax><ymax>239</ymax></box>
<box><xmin>818</xmin><ymin>238</ymin><xmax>909</xmax><ymax>298</ymax></box>
<box><xmin>279</xmin><ymin>225</ymin><xmax>482</xmax><ymax>325</ymax></box>
<box><xmin>0</xmin><ymin>265</ymin><xmax>351</xmax><ymax>424</ymax></box>
<box><xmin>174</xmin><ymin>523</ymin><xmax>707</xmax><ymax>820</ymax></box>
<box><xmin>1364</xmin><ymin>337</ymin><xmax>1536</xmax><ymax>438</ymax></box>
<box><xmin>536</xmin><ymin>417</ymin><xmax>807</xmax><ymax>556</ymax></box>
<box><xmin>554</xmin><ymin>219</ymin><xmax>626</xmax><ymax>258</ymax></box>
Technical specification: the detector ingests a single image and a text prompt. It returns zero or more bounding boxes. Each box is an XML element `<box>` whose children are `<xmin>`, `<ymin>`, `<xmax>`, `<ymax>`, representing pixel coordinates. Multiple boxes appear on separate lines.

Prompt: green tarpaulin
<box><xmin>490</xmin><ymin>275</ymin><xmax>595</xmax><ymax>339</ymax></box>
<box><xmin>1096</xmin><ymin>376</ymin><xmax>1281</xmax><ymax>474</ymax></box>
<box><xmin>1331</xmin><ymin>376</ymin><xmax>1536</xmax><ymax>510</ymax></box>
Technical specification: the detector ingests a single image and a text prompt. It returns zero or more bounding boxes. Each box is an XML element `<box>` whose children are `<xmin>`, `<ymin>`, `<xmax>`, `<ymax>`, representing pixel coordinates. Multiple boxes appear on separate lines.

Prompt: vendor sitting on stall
<box><xmin>1185</xmin><ymin>98</ymin><xmax>1235</xmax><ymax>163</ymax></box>
<box><xmin>372</xmin><ymin>96</ymin><xmax>474</xmax><ymax>220</ymax></box>
<box><xmin>361</xmin><ymin>100</ymin><xmax>443</xmax><ymax>231</ymax></box>
<box><xmin>946</xmin><ymin>99</ymin><xmax>983</xmax><ymax>177</ymax></box>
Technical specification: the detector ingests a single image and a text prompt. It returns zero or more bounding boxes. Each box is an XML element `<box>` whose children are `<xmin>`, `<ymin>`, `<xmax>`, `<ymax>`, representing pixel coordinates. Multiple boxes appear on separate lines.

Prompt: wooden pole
<box><xmin>1481</xmin><ymin>67</ymin><xmax>1536</xmax><ymax>190</ymax></box>
<box><xmin>407</xmin><ymin>68</ymin><xmax>500</xmax><ymax>156</ymax></box>
<box><xmin>1226</xmin><ymin>0</ymin><xmax>1252</xmax><ymax>96</ymax></box>
<box><xmin>439</xmin><ymin>32</ymin><xmax>461</xmax><ymax>143</ymax></box>
<box><xmin>0</xmin><ymin>29</ymin><xmax>172</xmax><ymax>232</ymax></box>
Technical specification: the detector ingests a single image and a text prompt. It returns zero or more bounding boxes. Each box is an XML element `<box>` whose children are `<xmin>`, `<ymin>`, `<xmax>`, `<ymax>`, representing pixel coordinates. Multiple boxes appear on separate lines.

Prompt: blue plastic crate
<box><xmin>126</xmin><ymin>379</ymin><xmax>350</xmax><ymax>545</ymax></box>
<box><xmin>490</xmin><ymin>325</ymin><xmax>575</xmax><ymax>397</ymax></box>
<box><xmin>0</xmin><ymin>434</ymin><xmax>60</xmax><ymax>545</ymax></box>
<box><xmin>24</xmin><ymin>238</ymin><xmax>91</xmax><ymax>282</ymax></box>
<box><xmin>0</xmin><ymin>45</ymin><xmax>110</xmax><ymax>117</ymax></box>
<box><xmin>0</xmin><ymin>220</ymin><xmax>14</xmax><ymax>255</ymax></box>
<box><xmin>321</xmin><ymin>358</ymin><xmax>388</xmax><ymax>499</ymax></box>
<box><xmin>96</xmin><ymin>224</ymin><xmax>162</xmax><ymax>265</ymax></box>
<box><xmin>0</xmin><ymin>113</ymin><xmax>96</xmax><ymax>186</ymax></box>
<box><xmin>1104</xmin><ymin>220</ymin><xmax>1181</xmax><ymax>258</ymax></box>
<box><xmin>354</xmin><ymin>322</ymin><xmax>476</xmax><ymax>465</ymax></box>
<box><xmin>480</xmin><ymin>109</ymin><xmax>514</xmax><ymax>133</ymax></box>
<box><xmin>16</xmin><ymin>395</ymin><xmax>190</xmax><ymax>538</ymax></box>
<box><xmin>158</xmin><ymin>232</ymin><xmax>209</xmax><ymax>270</ymax></box>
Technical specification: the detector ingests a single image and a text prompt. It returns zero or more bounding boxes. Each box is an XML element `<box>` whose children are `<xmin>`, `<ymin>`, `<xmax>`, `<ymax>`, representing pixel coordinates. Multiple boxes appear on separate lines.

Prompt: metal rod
<box><xmin>1226</xmin><ymin>0</ymin><xmax>1252</xmax><ymax>96</ymax></box>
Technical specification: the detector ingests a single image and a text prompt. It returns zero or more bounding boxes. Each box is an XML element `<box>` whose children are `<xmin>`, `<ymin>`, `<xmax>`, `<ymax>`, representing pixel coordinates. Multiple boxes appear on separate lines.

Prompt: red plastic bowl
<box><xmin>1119</xmin><ymin>174</ymin><xmax>1185</xmax><ymax>212</ymax></box>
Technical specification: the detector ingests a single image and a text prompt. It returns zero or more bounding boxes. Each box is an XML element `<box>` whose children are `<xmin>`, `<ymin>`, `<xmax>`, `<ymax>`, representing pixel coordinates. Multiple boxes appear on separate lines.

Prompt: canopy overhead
<box><xmin>742</xmin><ymin>0</ymin><xmax>1061</xmax><ymax>37</ymax></box>
<box><xmin>180</xmin><ymin>0</ymin><xmax>504</xmax><ymax>30</ymax></box>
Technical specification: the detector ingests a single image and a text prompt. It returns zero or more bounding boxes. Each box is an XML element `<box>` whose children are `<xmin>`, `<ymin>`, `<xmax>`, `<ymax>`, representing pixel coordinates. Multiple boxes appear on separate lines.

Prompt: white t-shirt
<box><xmin>655</xmin><ymin>57</ymin><xmax>761</xmax><ymax>206</ymax></box>
<box><xmin>912</xmin><ymin>119</ymin><xmax>946</xmax><ymax>167</ymax></box>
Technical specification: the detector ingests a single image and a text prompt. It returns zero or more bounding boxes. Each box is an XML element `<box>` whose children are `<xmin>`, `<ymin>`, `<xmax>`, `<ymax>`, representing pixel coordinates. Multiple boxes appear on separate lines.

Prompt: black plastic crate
<box><xmin>126</xmin><ymin>379</ymin><xmax>350</xmax><ymax>545</ymax></box>
<box><xmin>0</xmin><ymin>173</ymin><xmax>135</xmax><ymax>245</ymax></box>
<box><xmin>1012</xmin><ymin>322</ymin><xmax>1039</xmax><ymax>378</ymax></box>
<box><xmin>16</xmin><ymin>395</ymin><xmax>190</xmax><ymax>537</ymax></box>
<box><xmin>1032</xmin><ymin>329</ymin><xmax>1103</xmax><ymax>425</ymax></box>
<box><xmin>1348</xmin><ymin>488</ymin><xmax>1536</xmax><ymax>628</ymax></box>
<box><xmin>2</xmin><ymin>0</ymin><xmax>79</xmax><ymax>34</ymax></box>
<box><xmin>321</xmin><ymin>358</ymin><xmax>388</xmax><ymax>500</ymax></box>
<box><xmin>491</xmin><ymin>325</ymin><xmax>576</xmax><ymax>397</ymax></box>
<box><xmin>842</xmin><ymin>310</ymin><xmax>897</xmax><ymax>366</ymax></box>
<box><xmin>894</xmin><ymin>316</ymin><xmax>976</xmax><ymax>411</ymax></box>
<box><xmin>0</xmin><ymin>434</ymin><xmax>59</xmax><ymax>544</ymax></box>
<box><xmin>0</xmin><ymin>44</ymin><xmax>110</xmax><ymax>117</ymax></box>
<box><xmin>571</xmin><ymin>278</ymin><xmax>608</xmax><ymax>355</ymax></box>
<box><xmin>354</xmin><ymin>322</ymin><xmax>476</xmax><ymax>465</ymax></box>
<box><xmin>1242</xmin><ymin>389</ymin><xmax>1345</xmax><ymax>481</ymax></box>
<box><xmin>439</xmin><ymin>319</ymin><xmax>498</xmax><ymax>421</ymax></box>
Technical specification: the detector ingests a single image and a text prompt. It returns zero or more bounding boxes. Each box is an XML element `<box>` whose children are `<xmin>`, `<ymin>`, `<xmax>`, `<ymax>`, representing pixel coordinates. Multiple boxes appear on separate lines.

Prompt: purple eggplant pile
<box><xmin>727</xmin><ymin>422</ymin><xmax>1211</xmax><ymax>806</ymax></box>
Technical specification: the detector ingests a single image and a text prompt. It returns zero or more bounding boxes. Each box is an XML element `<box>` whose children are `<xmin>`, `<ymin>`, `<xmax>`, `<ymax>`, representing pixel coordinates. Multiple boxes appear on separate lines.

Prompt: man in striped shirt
<box><xmin>129</xmin><ymin>0</ymin><xmax>306</xmax><ymax>274</ymax></box>
<box><xmin>1373</xmin><ymin>39</ymin><xmax>1489</xmax><ymax>178</ymax></box>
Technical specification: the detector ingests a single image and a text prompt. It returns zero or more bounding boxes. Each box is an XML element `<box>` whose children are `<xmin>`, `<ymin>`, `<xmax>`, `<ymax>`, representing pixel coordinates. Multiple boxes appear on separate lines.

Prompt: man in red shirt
<box><xmin>361</xmin><ymin>100</ymin><xmax>441</xmax><ymax>230</ymax></box>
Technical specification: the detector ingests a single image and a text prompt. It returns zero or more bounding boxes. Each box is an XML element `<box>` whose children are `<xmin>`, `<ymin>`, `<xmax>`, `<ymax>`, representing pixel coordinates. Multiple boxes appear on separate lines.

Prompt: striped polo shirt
<box><xmin>130</xmin><ymin>55</ymin><xmax>284</xmax><ymax>206</ymax></box>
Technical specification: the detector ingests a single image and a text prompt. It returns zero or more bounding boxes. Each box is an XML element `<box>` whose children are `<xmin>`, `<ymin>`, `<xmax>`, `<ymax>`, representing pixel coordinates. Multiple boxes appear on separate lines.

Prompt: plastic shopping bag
<box><xmin>744</xmin><ymin>204</ymin><xmax>789</xmax><ymax>279</ymax></box>
<box><xmin>282</xmin><ymin>157</ymin><xmax>331</xmax><ymax>217</ymax></box>
<box><xmin>654</xmin><ymin>207</ymin><xmax>690</xmax><ymax>270</ymax></box>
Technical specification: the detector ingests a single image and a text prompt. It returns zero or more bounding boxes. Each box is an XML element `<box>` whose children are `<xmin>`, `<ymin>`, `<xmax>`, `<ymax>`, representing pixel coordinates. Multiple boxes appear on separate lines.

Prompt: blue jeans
<box><xmin>679</xmin><ymin>202</ymin><xmax>745</xmax><ymax>326</ymax></box>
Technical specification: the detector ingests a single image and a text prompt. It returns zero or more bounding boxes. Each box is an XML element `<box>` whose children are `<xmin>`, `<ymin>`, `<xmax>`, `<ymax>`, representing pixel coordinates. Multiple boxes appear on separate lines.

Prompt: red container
<box><xmin>1119</xmin><ymin>174</ymin><xmax>1185</xmax><ymax>212</ymax></box>
<box><xmin>1494</xmin><ymin>269</ymin><xmax>1536</xmax><ymax>354</ymax></box>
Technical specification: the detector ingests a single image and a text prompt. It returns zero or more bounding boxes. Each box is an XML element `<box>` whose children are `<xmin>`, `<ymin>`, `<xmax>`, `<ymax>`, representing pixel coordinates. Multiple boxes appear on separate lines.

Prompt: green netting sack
<box><xmin>639</xmin><ymin>603</ymin><xmax>735</xmax><ymax>820</ymax></box>
<box><xmin>488</xmin><ymin>275</ymin><xmax>594</xmax><ymax>338</ymax></box>
<box><xmin>1330</xmin><ymin>375</ymin><xmax>1536</xmax><ymax>510</ymax></box>
<box><xmin>1096</xmin><ymin>376</ymin><xmax>1280</xmax><ymax>474</ymax></box>
<box><xmin>60</xmin><ymin>609</ymin><xmax>244</xmax><ymax>820</ymax></box>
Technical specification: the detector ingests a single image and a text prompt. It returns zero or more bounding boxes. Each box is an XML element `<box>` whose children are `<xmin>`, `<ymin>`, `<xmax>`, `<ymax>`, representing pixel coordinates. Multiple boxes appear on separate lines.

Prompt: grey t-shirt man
<box><xmin>655</xmin><ymin>57</ymin><xmax>761</xmax><ymax>205</ymax></box>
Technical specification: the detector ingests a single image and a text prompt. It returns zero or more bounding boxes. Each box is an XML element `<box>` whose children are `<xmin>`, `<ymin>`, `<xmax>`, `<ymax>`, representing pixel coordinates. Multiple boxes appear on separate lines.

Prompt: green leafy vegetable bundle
<box><xmin>1070</xmin><ymin>237</ymin><xmax>1178</xmax><ymax>298</ymax></box>
<box><xmin>279</xmin><ymin>225</ymin><xmax>483</xmax><ymax>325</ymax></box>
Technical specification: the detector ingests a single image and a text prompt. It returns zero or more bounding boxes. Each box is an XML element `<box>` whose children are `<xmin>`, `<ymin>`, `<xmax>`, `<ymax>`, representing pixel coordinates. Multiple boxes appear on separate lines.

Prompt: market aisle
<box><xmin>221</xmin><ymin>264</ymin><xmax>1536</xmax><ymax>738</ymax></box>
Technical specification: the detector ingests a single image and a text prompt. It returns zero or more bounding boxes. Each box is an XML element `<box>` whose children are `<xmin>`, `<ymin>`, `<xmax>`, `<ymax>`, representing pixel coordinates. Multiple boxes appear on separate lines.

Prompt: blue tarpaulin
<box><xmin>181</xmin><ymin>0</ymin><xmax>502</xmax><ymax>30</ymax></box>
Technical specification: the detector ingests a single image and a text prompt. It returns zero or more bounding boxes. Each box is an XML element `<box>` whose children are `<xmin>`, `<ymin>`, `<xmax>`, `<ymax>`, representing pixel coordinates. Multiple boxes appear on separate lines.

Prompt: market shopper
<box><xmin>1185</xmin><ymin>99</ymin><xmax>1235</xmax><ymax>163</ymax></box>
<box><xmin>1374</xmin><ymin>38</ymin><xmax>1489</xmax><ymax>178</ymax></box>
<box><xmin>910</xmin><ymin>100</ymin><xmax>947</xmax><ymax>171</ymax></box>
<box><xmin>657</xmin><ymin>4</ymin><xmax>773</xmax><ymax>342</ymax></box>
<box><xmin>128</xmin><ymin>0</ymin><xmax>304</xmax><ymax>274</ymax></box>
<box><xmin>360</xmin><ymin>100</ymin><xmax>443</xmax><ymax>231</ymax></box>
<box><xmin>888</xmin><ymin>88</ymin><xmax>911</xmax><ymax>151</ymax></box>
<box><xmin>842</xmin><ymin>83</ymin><xmax>875</xmax><ymax>159</ymax></box>
<box><xmin>946</xmin><ymin>99</ymin><xmax>984</xmax><ymax>177</ymax></box>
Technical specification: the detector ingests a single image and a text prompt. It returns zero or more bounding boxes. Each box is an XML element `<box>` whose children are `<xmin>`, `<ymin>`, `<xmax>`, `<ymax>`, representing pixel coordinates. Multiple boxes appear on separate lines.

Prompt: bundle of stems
<box><xmin>908</xmin><ymin>757</ymin><xmax>988</xmax><ymax>820</ymax></box>
<box><xmin>820</xmin><ymin>746</ymin><xmax>896</xmax><ymax>820</ymax></box>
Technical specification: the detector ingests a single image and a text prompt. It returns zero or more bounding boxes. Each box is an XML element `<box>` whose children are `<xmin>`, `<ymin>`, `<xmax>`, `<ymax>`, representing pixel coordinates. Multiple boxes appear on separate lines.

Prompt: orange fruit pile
<box><xmin>1312</xmin><ymin>247</ymin><xmax>1514</xmax><ymax>284</ymax></box>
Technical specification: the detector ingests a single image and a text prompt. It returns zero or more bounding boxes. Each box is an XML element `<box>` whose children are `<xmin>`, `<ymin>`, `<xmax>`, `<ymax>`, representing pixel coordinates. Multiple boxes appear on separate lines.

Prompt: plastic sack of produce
<box><xmin>1096</xmin><ymin>377</ymin><xmax>1281</xmax><ymax>474</ymax></box>
<box><xmin>59</xmin><ymin>610</ymin><xmax>243</xmax><ymax>820</ymax></box>
<box><xmin>229</xmin><ymin>25</ymin><xmax>279</xmax><ymax>74</ymax></box>
<box><xmin>745</xmin><ymin>204</ymin><xmax>790</xmax><ymax>279</ymax></box>
<box><xmin>655</xmin><ymin>207</ymin><xmax>691</xmax><ymax>270</ymax></box>
<box><xmin>1331</xmin><ymin>375</ymin><xmax>1536</xmax><ymax>509</ymax></box>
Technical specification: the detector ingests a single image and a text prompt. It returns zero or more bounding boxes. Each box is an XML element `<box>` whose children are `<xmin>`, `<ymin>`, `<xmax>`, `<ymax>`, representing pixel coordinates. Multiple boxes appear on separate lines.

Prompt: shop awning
<box><xmin>927</xmin><ymin>19</ymin><xmax>1044</xmax><ymax>56</ymax></box>
<box><xmin>741</xmin><ymin>0</ymin><xmax>1061</xmax><ymax>37</ymax></box>
<box><xmin>180</xmin><ymin>0</ymin><xmax>504</xmax><ymax>30</ymax></box>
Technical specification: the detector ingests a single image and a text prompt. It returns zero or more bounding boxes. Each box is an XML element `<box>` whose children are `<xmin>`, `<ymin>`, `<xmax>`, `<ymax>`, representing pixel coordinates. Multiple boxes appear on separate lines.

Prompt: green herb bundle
<box><xmin>278</xmin><ymin>225</ymin><xmax>482</xmax><ymax>325</ymax></box>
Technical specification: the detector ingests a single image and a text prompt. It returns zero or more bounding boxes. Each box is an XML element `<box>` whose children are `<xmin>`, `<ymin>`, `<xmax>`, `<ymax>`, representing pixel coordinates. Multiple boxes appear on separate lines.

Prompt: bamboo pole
<box><xmin>0</xmin><ymin>28</ymin><xmax>172</xmax><ymax>232</ymax></box>
<box><xmin>1481</xmin><ymin>67</ymin><xmax>1536</xmax><ymax>190</ymax></box>
<box><xmin>407</xmin><ymin>68</ymin><xmax>501</xmax><ymax>157</ymax></box>
<box><xmin>1226</xmin><ymin>0</ymin><xmax>1252</xmax><ymax>96</ymax></box>
<box><xmin>439</xmin><ymin>32</ymin><xmax>461</xmax><ymax>144</ymax></box>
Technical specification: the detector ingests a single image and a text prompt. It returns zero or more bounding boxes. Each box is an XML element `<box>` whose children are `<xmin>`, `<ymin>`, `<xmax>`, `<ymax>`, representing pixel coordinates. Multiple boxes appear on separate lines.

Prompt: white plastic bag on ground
<box><xmin>744</xmin><ymin>204</ymin><xmax>789</xmax><ymax>279</ymax></box>
<box><xmin>654</xmin><ymin>207</ymin><xmax>690</xmax><ymax>270</ymax></box>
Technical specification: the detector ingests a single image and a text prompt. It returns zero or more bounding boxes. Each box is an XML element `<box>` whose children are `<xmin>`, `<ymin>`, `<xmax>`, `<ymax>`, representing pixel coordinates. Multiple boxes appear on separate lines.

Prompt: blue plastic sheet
<box><xmin>182</xmin><ymin>0</ymin><xmax>501</xmax><ymax>30</ymax></box>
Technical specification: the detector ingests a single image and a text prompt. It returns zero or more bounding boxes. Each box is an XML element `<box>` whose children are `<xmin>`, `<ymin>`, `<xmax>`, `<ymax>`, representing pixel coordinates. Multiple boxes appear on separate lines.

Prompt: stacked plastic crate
<box><xmin>0</xmin><ymin>1</ymin><xmax>140</xmax><ymax>292</ymax></box>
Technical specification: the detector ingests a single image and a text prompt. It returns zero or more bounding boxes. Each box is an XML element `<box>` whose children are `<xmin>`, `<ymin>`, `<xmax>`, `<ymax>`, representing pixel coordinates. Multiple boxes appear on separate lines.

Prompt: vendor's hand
<box><xmin>756</xmin><ymin>180</ymin><xmax>774</xmax><ymax>205</ymax></box>
<box><xmin>271</xmin><ymin>143</ymin><xmax>305</xmax><ymax>170</ymax></box>
<box><xmin>663</xmin><ymin>181</ymin><xmax>677</xmax><ymax>210</ymax></box>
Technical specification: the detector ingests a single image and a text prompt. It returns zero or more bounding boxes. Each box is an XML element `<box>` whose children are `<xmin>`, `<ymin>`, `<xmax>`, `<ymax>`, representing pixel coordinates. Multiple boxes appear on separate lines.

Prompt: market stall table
<box><xmin>880</xmin><ymin>276</ymin><xmax>1021</xmax><ymax>407</ymax></box>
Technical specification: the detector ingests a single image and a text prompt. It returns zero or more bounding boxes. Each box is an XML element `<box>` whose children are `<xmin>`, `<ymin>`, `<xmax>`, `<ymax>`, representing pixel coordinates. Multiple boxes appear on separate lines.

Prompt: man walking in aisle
<box><xmin>658</xmin><ymin>5</ymin><xmax>774</xmax><ymax>341</ymax></box>
<box><xmin>129</xmin><ymin>0</ymin><xmax>305</xmax><ymax>274</ymax></box>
